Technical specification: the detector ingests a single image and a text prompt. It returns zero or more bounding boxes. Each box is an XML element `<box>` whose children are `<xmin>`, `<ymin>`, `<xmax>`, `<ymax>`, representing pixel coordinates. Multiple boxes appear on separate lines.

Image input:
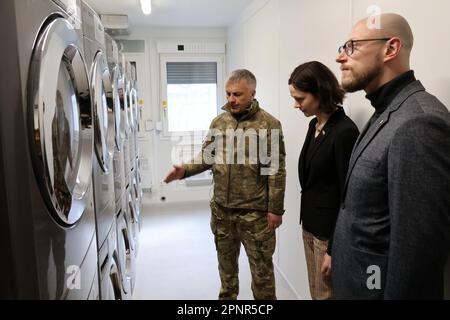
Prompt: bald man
<box><xmin>332</xmin><ymin>13</ymin><xmax>450</xmax><ymax>299</ymax></box>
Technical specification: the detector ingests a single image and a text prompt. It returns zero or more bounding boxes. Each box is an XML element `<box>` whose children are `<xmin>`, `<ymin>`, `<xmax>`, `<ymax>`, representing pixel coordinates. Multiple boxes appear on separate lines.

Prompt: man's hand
<box><xmin>163</xmin><ymin>165</ymin><xmax>186</xmax><ymax>183</ymax></box>
<box><xmin>267</xmin><ymin>212</ymin><xmax>282</xmax><ymax>230</ymax></box>
<box><xmin>321</xmin><ymin>253</ymin><xmax>332</xmax><ymax>277</ymax></box>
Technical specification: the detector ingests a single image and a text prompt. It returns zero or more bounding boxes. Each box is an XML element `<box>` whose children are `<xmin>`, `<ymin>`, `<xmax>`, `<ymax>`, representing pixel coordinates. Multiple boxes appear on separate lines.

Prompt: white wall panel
<box><xmin>243</xmin><ymin>0</ymin><xmax>280</xmax><ymax>118</ymax></box>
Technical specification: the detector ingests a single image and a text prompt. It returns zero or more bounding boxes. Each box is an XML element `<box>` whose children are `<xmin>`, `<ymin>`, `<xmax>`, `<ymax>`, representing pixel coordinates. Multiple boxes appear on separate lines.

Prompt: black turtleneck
<box><xmin>365</xmin><ymin>70</ymin><xmax>416</xmax><ymax>127</ymax></box>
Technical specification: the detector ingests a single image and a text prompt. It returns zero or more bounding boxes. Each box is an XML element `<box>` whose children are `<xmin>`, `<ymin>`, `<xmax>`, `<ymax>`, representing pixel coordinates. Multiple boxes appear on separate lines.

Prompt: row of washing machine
<box><xmin>0</xmin><ymin>0</ymin><xmax>142</xmax><ymax>299</ymax></box>
<box><xmin>82</xmin><ymin>1</ymin><xmax>143</xmax><ymax>300</ymax></box>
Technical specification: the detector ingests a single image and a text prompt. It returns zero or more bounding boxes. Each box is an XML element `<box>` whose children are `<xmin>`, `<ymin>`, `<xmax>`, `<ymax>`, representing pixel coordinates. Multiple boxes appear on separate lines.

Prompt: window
<box><xmin>160</xmin><ymin>54</ymin><xmax>224</xmax><ymax>138</ymax></box>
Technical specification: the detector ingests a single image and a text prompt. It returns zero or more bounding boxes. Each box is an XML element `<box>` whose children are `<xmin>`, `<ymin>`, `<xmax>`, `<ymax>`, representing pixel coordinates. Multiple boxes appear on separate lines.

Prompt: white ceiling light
<box><xmin>140</xmin><ymin>0</ymin><xmax>152</xmax><ymax>15</ymax></box>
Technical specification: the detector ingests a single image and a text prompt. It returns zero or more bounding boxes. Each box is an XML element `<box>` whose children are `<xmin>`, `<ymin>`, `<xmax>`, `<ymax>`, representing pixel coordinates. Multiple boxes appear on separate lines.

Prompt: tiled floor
<box><xmin>133</xmin><ymin>200</ymin><xmax>297</xmax><ymax>300</ymax></box>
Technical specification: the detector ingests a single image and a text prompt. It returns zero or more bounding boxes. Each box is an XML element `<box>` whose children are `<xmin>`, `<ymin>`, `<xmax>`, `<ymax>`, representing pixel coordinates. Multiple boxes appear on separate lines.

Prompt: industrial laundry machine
<box><xmin>118</xmin><ymin>52</ymin><xmax>140</xmax><ymax>260</ymax></box>
<box><xmin>129</xmin><ymin>68</ymin><xmax>143</xmax><ymax>232</ymax></box>
<box><xmin>105</xmin><ymin>33</ymin><xmax>134</xmax><ymax>299</ymax></box>
<box><xmin>124</xmin><ymin>60</ymin><xmax>141</xmax><ymax>253</ymax></box>
<box><xmin>81</xmin><ymin>1</ymin><xmax>121</xmax><ymax>300</ymax></box>
<box><xmin>0</xmin><ymin>0</ymin><xmax>98</xmax><ymax>299</ymax></box>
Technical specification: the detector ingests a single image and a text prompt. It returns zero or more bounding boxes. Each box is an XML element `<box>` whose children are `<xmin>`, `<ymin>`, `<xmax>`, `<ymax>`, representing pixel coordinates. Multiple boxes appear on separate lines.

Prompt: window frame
<box><xmin>159</xmin><ymin>53</ymin><xmax>225</xmax><ymax>140</ymax></box>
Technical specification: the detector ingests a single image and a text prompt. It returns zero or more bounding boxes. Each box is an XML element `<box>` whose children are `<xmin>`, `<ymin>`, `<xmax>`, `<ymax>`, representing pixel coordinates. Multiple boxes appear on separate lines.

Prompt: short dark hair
<box><xmin>288</xmin><ymin>61</ymin><xmax>345</xmax><ymax>114</ymax></box>
<box><xmin>226</xmin><ymin>69</ymin><xmax>257</xmax><ymax>90</ymax></box>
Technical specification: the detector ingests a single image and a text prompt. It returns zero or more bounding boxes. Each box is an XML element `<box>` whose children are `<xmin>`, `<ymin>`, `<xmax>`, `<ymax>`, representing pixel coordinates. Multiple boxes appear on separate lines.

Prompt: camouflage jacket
<box><xmin>183</xmin><ymin>99</ymin><xmax>286</xmax><ymax>215</ymax></box>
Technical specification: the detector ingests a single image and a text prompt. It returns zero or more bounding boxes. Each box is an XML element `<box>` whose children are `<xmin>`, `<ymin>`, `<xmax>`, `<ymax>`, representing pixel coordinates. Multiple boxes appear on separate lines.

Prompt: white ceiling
<box><xmin>84</xmin><ymin>0</ymin><xmax>253</xmax><ymax>28</ymax></box>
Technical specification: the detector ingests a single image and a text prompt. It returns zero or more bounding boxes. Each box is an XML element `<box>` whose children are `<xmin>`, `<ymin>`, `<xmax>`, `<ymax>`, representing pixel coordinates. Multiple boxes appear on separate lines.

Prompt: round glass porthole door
<box><xmin>29</xmin><ymin>18</ymin><xmax>93</xmax><ymax>226</ymax></box>
<box><xmin>118</xmin><ymin>213</ymin><xmax>132</xmax><ymax>294</ymax></box>
<box><xmin>133</xmin><ymin>87</ymin><xmax>140</xmax><ymax>132</ymax></box>
<box><xmin>117</xmin><ymin>69</ymin><xmax>127</xmax><ymax>142</ymax></box>
<box><xmin>130</xmin><ymin>84</ymin><xmax>138</xmax><ymax>131</ymax></box>
<box><xmin>132</xmin><ymin>175</ymin><xmax>140</xmax><ymax>223</ymax></box>
<box><xmin>107</xmin><ymin>66</ymin><xmax>122</xmax><ymax>151</ymax></box>
<box><xmin>92</xmin><ymin>51</ymin><xmax>114</xmax><ymax>172</ymax></box>
<box><xmin>126</xmin><ymin>79</ymin><xmax>134</xmax><ymax>133</ymax></box>
<box><xmin>109</xmin><ymin>262</ymin><xmax>122</xmax><ymax>300</ymax></box>
<box><xmin>119</xmin><ymin>73</ymin><xmax>130</xmax><ymax>139</ymax></box>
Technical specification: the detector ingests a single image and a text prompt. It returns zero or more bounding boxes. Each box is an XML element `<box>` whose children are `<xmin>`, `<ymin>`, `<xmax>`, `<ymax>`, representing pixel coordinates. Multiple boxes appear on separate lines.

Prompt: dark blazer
<box><xmin>332</xmin><ymin>81</ymin><xmax>450</xmax><ymax>299</ymax></box>
<box><xmin>299</xmin><ymin>107</ymin><xmax>358</xmax><ymax>251</ymax></box>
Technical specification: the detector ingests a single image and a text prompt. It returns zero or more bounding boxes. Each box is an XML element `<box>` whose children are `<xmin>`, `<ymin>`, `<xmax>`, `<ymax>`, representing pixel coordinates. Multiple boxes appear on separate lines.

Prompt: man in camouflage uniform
<box><xmin>164</xmin><ymin>69</ymin><xmax>286</xmax><ymax>300</ymax></box>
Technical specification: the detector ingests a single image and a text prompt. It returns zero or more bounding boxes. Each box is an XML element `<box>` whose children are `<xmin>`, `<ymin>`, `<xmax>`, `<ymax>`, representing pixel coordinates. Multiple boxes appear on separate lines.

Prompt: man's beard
<box><xmin>341</xmin><ymin>63</ymin><xmax>382</xmax><ymax>93</ymax></box>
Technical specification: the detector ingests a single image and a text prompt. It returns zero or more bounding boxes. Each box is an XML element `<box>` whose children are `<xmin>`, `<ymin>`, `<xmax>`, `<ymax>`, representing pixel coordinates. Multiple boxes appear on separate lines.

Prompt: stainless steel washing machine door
<box><xmin>127</xmin><ymin>78</ymin><xmax>135</xmax><ymax>171</ymax></box>
<box><xmin>133</xmin><ymin>87</ymin><xmax>140</xmax><ymax>132</ymax></box>
<box><xmin>107</xmin><ymin>261</ymin><xmax>122</xmax><ymax>299</ymax></box>
<box><xmin>91</xmin><ymin>50</ymin><xmax>114</xmax><ymax>172</ymax></box>
<box><xmin>118</xmin><ymin>71</ymin><xmax>131</xmax><ymax>180</ymax></box>
<box><xmin>108</xmin><ymin>65</ymin><xmax>122</xmax><ymax>152</ymax></box>
<box><xmin>127</xmin><ymin>188</ymin><xmax>137</xmax><ymax>250</ymax></box>
<box><xmin>29</xmin><ymin>17</ymin><xmax>92</xmax><ymax>227</ymax></box>
<box><xmin>117</xmin><ymin>208</ymin><xmax>132</xmax><ymax>296</ymax></box>
<box><xmin>132</xmin><ymin>174</ymin><xmax>141</xmax><ymax>229</ymax></box>
<box><xmin>126</xmin><ymin>79</ymin><xmax>134</xmax><ymax>136</ymax></box>
<box><xmin>130</xmin><ymin>81</ymin><xmax>139</xmax><ymax>131</ymax></box>
<box><xmin>119</xmin><ymin>75</ymin><xmax>130</xmax><ymax>138</ymax></box>
<box><xmin>130</xmin><ymin>84</ymin><xmax>138</xmax><ymax>132</ymax></box>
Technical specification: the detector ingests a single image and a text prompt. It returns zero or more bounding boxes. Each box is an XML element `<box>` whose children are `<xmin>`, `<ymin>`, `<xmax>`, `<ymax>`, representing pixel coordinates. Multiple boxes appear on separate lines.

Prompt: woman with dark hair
<box><xmin>289</xmin><ymin>61</ymin><xmax>359</xmax><ymax>299</ymax></box>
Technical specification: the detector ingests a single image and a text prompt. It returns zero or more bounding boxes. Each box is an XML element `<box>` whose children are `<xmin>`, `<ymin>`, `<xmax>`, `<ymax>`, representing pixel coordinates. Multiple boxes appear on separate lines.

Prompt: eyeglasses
<box><xmin>338</xmin><ymin>38</ymin><xmax>391</xmax><ymax>56</ymax></box>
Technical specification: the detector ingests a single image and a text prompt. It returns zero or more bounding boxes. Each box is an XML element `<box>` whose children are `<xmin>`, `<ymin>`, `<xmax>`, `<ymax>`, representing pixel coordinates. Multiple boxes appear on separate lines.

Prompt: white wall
<box><xmin>227</xmin><ymin>0</ymin><xmax>450</xmax><ymax>299</ymax></box>
<box><xmin>120</xmin><ymin>26</ymin><xmax>227</xmax><ymax>204</ymax></box>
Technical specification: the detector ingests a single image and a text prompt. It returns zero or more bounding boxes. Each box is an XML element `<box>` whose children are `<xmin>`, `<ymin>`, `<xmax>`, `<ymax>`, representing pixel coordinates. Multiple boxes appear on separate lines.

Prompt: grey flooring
<box><xmin>133</xmin><ymin>200</ymin><xmax>297</xmax><ymax>300</ymax></box>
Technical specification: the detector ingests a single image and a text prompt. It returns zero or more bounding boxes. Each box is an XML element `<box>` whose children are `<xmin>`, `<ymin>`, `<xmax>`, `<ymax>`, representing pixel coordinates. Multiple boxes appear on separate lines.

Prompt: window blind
<box><xmin>167</xmin><ymin>62</ymin><xmax>217</xmax><ymax>84</ymax></box>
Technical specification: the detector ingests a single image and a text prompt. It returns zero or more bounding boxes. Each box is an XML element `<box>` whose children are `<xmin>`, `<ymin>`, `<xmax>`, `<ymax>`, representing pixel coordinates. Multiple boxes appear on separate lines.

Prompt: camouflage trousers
<box><xmin>210</xmin><ymin>200</ymin><xmax>276</xmax><ymax>300</ymax></box>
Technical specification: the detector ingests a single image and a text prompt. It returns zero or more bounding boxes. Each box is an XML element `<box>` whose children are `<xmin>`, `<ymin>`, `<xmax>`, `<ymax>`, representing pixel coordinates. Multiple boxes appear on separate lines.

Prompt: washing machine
<box><xmin>120</xmin><ymin>54</ymin><xmax>138</xmax><ymax>293</ymax></box>
<box><xmin>0</xmin><ymin>0</ymin><xmax>98</xmax><ymax>299</ymax></box>
<box><xmin>125</xmin><ymin>64</ymin><xmax>141</xmax><ymax>250</ymax></box>
<box><xmin>81</xmin><ymin>1</ymin><xmax>121</xmax><ymax>300</ymax></box>
<box><xmin>124</xmin><ymin>60</ymin><xmax>136</xmax><ymax>177</ymax></box>
<box><xmin>129</xmin><ymin>77</ymin><xmax>142</xmax><ymax>236</ymax></box>
<box><xmin>132</xmin><ymin>170</ymin><xmax>142</xmax><ymax>234</ymax></box>
<box><xmin>118</xmin><ymin>53</ymin><xmax>139</xmax><ymax>257</ymax></box>
<box><xmin>129</xmin><ymin>67</ymin><xmax>139</xmax><ymax>160</ymax></box>
<box><xmin>105</xmin><ymin>33</ymin><xmax>134</xmax><ymax>299</ymax></box>
<box><xmin>130</xmin><ymin>65</ymin><xmax>139</xmax><ymax>162</ymax></box>
<box><xmin>104</xmin><ymin>33</ymin><xmax>124</xmax><ymax>226</ymax></box>
<box><xmin>130</xmin><ymin>67</ymin><xmax>144</xmax><ymax>232</ymax></box>
<box><xmin>118</xmin><ymin>52</ymin><xmax>132</xmax><ymax>187</ymax></box>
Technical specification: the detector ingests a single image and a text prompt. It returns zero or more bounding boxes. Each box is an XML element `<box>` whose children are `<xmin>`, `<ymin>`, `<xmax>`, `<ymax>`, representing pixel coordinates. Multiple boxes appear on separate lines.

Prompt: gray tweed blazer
<box><xmin>332</xmin><ymin>80</ymin><xmax>450</xmax><ymax>299</ymax></box>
